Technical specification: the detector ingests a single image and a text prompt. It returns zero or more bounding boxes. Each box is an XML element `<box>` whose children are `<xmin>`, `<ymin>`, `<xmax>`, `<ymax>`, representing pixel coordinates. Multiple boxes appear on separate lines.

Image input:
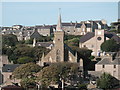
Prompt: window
<box><xmin>91</xmin><ymin>45</ymin><xmax>94</xmax><ymax>48</ymax></box>
<box><xmin>114</xmin><ymin>65</ymin><xmax>116</xmax><ymax>68</ymax></box>
<box><xmin>82</xmin><ymin>28</ymin><xmax>85</xmax><ymax>32</ymax></box>
<box><xmin>97</xmin><ymin>37</ymin><xmax>102</xmax><ymax>41</ymax></box>
<box><xmin>9</xmin><ymin>75</ymin><xmax>12</xmax><ymax>79</ymax></box>
<box><xmin>102</xmin><ymin>65</ymin><xmax>105</xmax><ymax>68</ymax></box>
<box><xmin>83</xmin><ymin>45</ymin><xmax>86</xmax><ymax>47</ymax></box>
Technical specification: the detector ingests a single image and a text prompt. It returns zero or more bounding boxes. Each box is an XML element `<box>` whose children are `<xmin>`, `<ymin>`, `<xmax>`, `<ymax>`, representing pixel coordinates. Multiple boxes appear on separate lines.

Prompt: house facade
<box><xmin>95</xmin><ymin>52</ymin><xmax>120</xmax><ymax>80</ymax></box>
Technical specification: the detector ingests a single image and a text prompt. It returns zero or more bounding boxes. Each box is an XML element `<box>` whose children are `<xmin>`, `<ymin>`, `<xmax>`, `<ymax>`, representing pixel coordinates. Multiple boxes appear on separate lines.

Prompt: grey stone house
<box><xmin>88</xmin><ymin>52</ymin><xmax>120</xmax><ymax>81</ymax></box>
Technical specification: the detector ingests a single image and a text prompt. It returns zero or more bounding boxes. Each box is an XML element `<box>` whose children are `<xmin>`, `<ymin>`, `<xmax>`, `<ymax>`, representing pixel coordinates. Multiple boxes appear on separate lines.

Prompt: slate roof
<box><xmin>64</xmin><ymin>44</ymin><xmax>75</xmax><ymax>55</ymax></box>
<box><xmin>79</xmin><ymin>31</ymin><xmax>120</xmax><ymax>43</ymax></box>
<box><xmin>79</xmin><ymin>32</ymin><xmax>95</xmax><ymax>43</ymax></box>
<box><xmin>36</xmin><ymin>25</ymin><xmax>52</xmax><ymax>29</ymax></box>
<box><xmin>2</xmin><ymin>64</ymin><xmax>20</xmax><ymax>72</ymax></box>
<box><xmin>85</xmin><ymin>24</ymin><xmax>91</xmax><ymax>28</ymax></box>
<box><xmin>30</xmin><ymin>30</ymin><xmax>41</xmax><ymax>39</ymax></box>
<box><xmin>62</xmin><ymin>23</ymin><xmax>75</xmax><ymax>26</ymax></box>
<box><xmin>97</xmin><ymin>58</ymin><xmax>120</xmax><ymax>65</ymax></box>
<box><xmin>75</xmin><ymin>24</ymin><xmax>82</xmax><ymax>28</ymax></box>
<box><xmin>97</xmin><ymin>52</ymin><xmax>120</xmax><ymax>65</ymax></box>
<box><xmin>36</xmin><ymin>42</ymin><xmax>54</xmax><ymax>47</ymax></box>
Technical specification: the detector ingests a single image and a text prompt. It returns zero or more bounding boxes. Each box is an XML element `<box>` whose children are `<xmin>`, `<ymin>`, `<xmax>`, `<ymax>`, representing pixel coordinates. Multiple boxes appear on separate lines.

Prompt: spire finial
<box><xmin>56</xmin><ymin>8</ymin><xmax>62</xmax><ymax>31</ymax></box>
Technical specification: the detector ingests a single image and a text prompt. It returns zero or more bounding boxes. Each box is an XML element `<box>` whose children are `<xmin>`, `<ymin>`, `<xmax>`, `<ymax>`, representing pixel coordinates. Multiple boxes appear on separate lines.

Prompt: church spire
<box><xmin>56</xmin><ymin>8</ymin><xmax>62</xmax><ymax>31</ymax></box>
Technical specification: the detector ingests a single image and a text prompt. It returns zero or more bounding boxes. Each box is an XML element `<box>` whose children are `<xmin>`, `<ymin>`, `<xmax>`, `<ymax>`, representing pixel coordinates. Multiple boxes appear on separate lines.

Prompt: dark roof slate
<box><xmin>2</xmin><ymin>64</ymin><xmax>20</xmax><ymax>72</ymax></box>
<box><xmin>79</xmin><ymin>32</ymin><xmax>95</xmax><ymax>43</ymax></box>
<box><xmin>97</xmin><ymin>52</ymin><xmax>120</xmax><ymax>65</ymax></box>
<box><xmin>30</xmin><ymin>30</ymin><xmax>41</xmax><ymax>39</ymax></box>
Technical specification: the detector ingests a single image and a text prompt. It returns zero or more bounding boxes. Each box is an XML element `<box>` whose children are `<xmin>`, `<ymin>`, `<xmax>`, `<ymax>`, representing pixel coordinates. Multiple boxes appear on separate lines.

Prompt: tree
<box><xmin>97</xmin><ymin>72</ymin><xmax>119</xmax><ymax>89</ymax></box>
<box><xmin>65</xmin><ymin>38</ymin><xmax>80</xmax><ymax>46</ymax></box>
<box><xmin>101</xmin><ymin>39</ymin><xmax>120</xmax><ymax>52</ymax></box>
<box><xmin>37</xmin><ymin>62</ymin><xmax>80</xmax><ymax>87</ymax></box>
<box><xmin>2</xmin><ymin>34</ymin><xmax>18</xmax><ymax>47</ymax></box>
<box><xmin>12</xmin><ymin>63</ymin><xmax>41</xmax><ymax>79</ymax></box>
<box><xmin>7</xmin><ymin>44</ymin><xmax>50</xmax><ymax>64</ymax></box>
<box><xmin>20</xmin><ymin>77</ymin><xmax>37</xmax><ymax>89</ymax></box>
<box><xmin>17</xmin><ymin>56</ymin><xmax>35</xmax><ymax>64</ymax></box>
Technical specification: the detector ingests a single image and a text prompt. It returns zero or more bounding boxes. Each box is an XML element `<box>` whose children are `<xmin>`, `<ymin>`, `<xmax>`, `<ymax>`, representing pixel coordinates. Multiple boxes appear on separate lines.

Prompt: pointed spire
<box><xmin>56</xmin><ymin>8</ymin><xmax>62</xmax><ymax>31</ymax></box>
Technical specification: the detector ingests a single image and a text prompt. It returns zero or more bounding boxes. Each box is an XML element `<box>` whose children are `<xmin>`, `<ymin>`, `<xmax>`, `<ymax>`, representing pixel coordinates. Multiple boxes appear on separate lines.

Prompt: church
<box><xmin>38</xmin><ymin>12</ymin><xmax>83</xmax><ymax>66</ymax></box>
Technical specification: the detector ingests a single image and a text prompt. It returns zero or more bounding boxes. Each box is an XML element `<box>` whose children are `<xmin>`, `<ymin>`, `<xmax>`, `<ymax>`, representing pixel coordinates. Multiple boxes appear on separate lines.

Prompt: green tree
<box><xmin>101</xmin><ymin>39</ymin><xmax>120</xmax><ymax>52</ymax></box>
<box><xmin>37</xmin><ymin>62</ymin><xmax>80</xmax><ymax>87</ymax></box>
<box><xmin>2</xmin><ymin>34</ymin><xmax>18</xmax><ymax>47</ymax></box>
<box><xmin>65</xmin><ymin>38</ymin><xmax>80</xmax><ymax>46</ymax></box>
<box><xmin>97</xmin><ymin>72</ymin><xmax>119</xmax><ymax>89</ymax></box>
<box><xmin>12</xmin><ymin>63</ymin><xmax>41</xmax><ymax>79</ymax></box>
<box><xmin>7</xmin><ymin>44</ymin><xmax>50</xmax><ymax>63</ymax></box>
<box><xmin>17</xmin><ymin>56</ymin><xmax>34</xmax><ymax>64</ymax></box>
<box><xmin>25</xmin><ymin>38</ymin><xmax>33</xmax><ymax>44</ymax></box>
<box><xmin>20</xmin><ymin>77</ymin><xmax>37</xmax><ymax>89</ymax></box>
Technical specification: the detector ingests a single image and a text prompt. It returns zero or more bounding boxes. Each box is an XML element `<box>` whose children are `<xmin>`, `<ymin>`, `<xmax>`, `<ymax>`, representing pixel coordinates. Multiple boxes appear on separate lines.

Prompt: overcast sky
<box><xmin>1</xmin><ymin>2</ymin><xmax>119</xmax><ymax>26</ymax></box>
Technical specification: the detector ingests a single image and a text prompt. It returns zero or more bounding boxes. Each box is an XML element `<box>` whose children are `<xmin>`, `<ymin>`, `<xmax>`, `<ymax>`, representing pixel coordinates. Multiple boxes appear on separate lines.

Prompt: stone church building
<box><xmin>79</xmin><ymin>29</ymin><xmax>120</xmax><ymax>56</ymax></box>
<box><xmin>38</xmin><ymin>12</ymin><xmax>82</xmax><ymax>66</ymax></box>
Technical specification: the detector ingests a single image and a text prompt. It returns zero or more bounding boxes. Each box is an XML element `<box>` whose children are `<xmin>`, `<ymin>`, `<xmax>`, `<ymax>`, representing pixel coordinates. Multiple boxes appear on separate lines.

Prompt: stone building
<box><xmin>36</xmin><ymin>25</ymin><xmax>53</xmax><ymax>36</ymax></box>
<box><xmin>1</xmin><ymin>20</ymin><xmax>108</xmax><ymax>40</ymax></box>
<box><xmin>38</xmin><ymin>12</ymin><xmax>83</xmax><ymax>67</ymax></box>
<box><xmin>95</xmin><ymin>52</ymin><xmax>120</xmax><ymax>80</ymax></box>
<box><xmin>0</xmin><ymin>55</ymin><xmax>20</xmax><ymax>86</ymax></box>
<box><xmin>1</xmin><ymin>25</ymin><xmax>53</xmax><ymax>41</ymax></box>
<box><xmin>52</xmin><ymin>20</ymin><xmax>108</xmax><ymax>35</ymax></box>
<box><xmin>79</xmin><ymin>30</ymin><xmax>120</xmax><ymax>56</ymax></box>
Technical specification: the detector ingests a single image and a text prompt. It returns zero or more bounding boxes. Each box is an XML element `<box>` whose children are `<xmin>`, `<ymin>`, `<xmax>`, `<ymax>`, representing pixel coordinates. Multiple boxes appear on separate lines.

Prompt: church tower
<box><xmin>54</xmin><ymin>9</ymin><xmax>64</xmax><ymax>62</ymax></box>
<box><xmin>39</xmin><ymin>9</ymin><xmax>79</xmax><ymax>66</ymax></box>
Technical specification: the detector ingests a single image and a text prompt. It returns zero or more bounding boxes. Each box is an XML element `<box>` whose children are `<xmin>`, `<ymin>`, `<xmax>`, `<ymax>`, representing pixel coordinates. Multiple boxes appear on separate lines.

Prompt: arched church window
<box><xmin>56</xmin><ymin>49</ymin><xmax>60</xmax><ymax>55</ymax></box>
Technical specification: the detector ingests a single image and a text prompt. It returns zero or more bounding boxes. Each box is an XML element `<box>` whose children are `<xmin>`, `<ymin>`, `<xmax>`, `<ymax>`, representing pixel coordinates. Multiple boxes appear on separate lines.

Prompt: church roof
<box><xmin>79</xmin><ymin>31</ymin><xmax>120</xmax><ymax>43</ymax></box>
<box><xmin>64</xmin><ymin>44</ymin><xmax>75</xmax><ymax>55</ymax></box>
<box><xmin>79</xmin><ymin>32</ymin><xmax>95</xmax><ymax>43</ymax></box>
